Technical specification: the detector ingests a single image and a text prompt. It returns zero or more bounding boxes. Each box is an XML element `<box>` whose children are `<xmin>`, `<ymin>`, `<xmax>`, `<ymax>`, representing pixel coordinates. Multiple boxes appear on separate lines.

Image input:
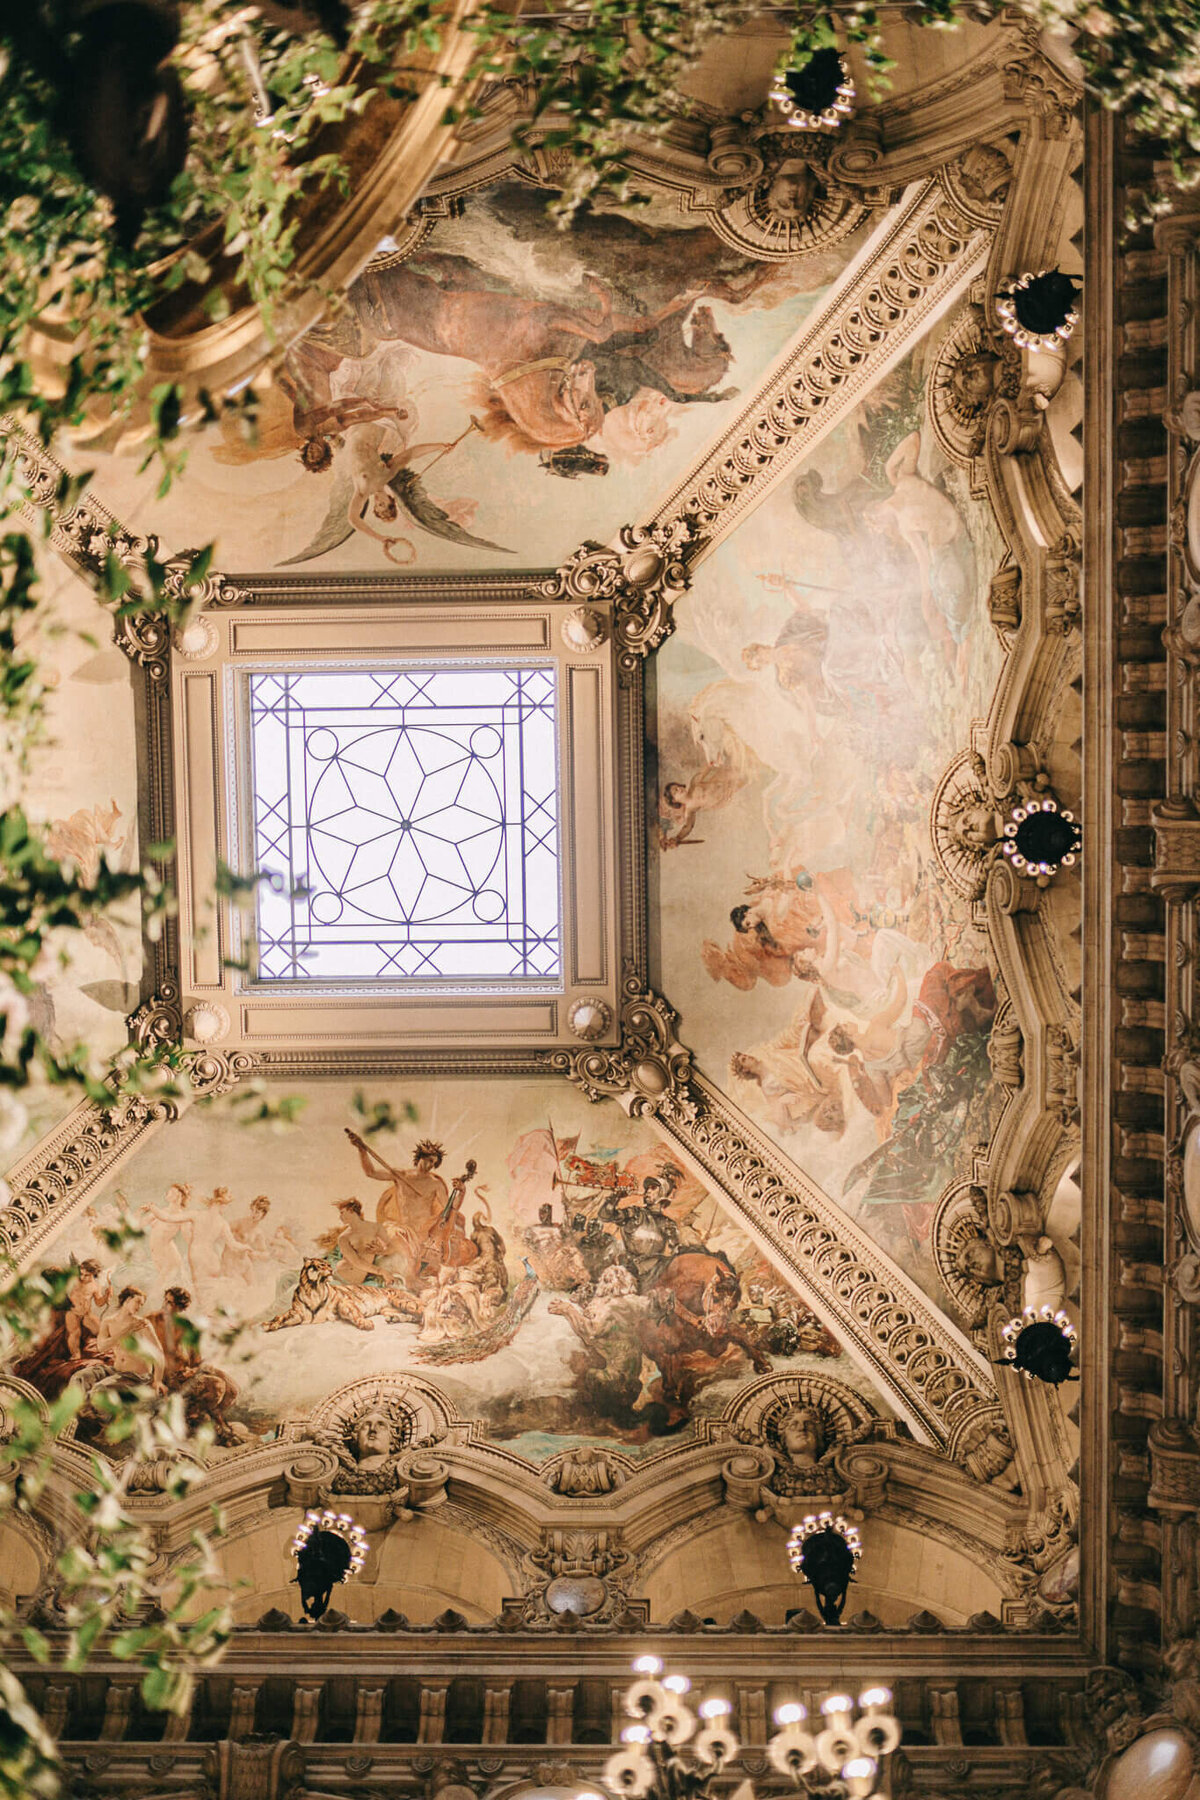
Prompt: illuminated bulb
<box><xmin>699</xmin><ymin>1699</ymin><xmax>732</xmax><ymax>1719</ymax></box>
<box><xmin>622</xmin><ymin>1726</ymin><xmax>651</xmax><ymax>1744</ymax></box>
<box><xmin>663</xmin><ymin>1675</ymin><xmax>691</xmax><ymax>1695</ymax></box>
<box><xmin>633</xmin><ymin>1655</ymin><xmax>663</xmax><ymax>1676</ymax></box>
<box><xmin>859</xmin><ymin>1688</ymin><xmax>892</xmax><ymax>1709</ymax></box>
<box><xmin>823</xmin><ymin>1695</ymin><xmax>854</xmax><ymax>1718</ymax></box>
<box><xmin>775</xmin><ymin>1703</ymin><xmax>807</xmax><ymax>1725</ymax></box>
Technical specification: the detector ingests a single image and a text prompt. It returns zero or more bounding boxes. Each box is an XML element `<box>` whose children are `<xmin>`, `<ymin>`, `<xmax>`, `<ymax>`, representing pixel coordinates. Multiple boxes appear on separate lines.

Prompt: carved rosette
<box><xmin>544</xmin><ymin>974</ymin><xmax>696</xmax><ymax>1118</ymax></box>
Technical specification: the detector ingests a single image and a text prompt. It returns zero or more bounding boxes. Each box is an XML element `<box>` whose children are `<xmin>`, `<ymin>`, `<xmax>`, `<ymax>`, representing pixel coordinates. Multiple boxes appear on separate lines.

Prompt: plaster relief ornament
<box><xmin>545</xmin><ymin>1446</ymin><xmax>627</xmax><ymax>1496</ymax></box>
<box><xmin>721</xmin><ymin>1374</ymin><xmax>877</xmax><ymax>1527</ymax></box>
<box><xmin>522</xmin><ymin>1527</ymin><xmax>636</xmax><ymax>1625</ymax></box>
<box><xmin>929</xmin><ymin>306</ymin><xmax>1002</xmax><ymax>466</ymax></box>
<box><xmin>931</xmin><ymin>748</ymin><xmax>1000</xmax><ymax>900</ymax></box>
<box><xmin>287</xmin><ymin>1388</ymin><xmax>447</xmax><ymax>1529</ymax></box>
<box><xmin>707</xmin><ymin>131</ymin><xmax>884</xmax><ymax>263</ymax></box>
<box><xmin>561</xmin><ymin>607</ymin><xmax>607</xmax><ymax>653</ymax></box>
<box><xmin>952</xmin><ymin>142</ymin><xmax>1013</xmax><ymax>209</ymax></box>
<box><xmin>568</xmin><ymin>998</ymin><xmax>613</xmax><ymax>1041</ymax></box>
<box><xmin>1168</xmin><ymin>1057</ymin><xmax>1200</xmax><ymax>1255</ymax></box>
<box><xmin>932</xmin><ymin>1183</ymin><xmax>1022</xmax><ymax>1336</ymax></box>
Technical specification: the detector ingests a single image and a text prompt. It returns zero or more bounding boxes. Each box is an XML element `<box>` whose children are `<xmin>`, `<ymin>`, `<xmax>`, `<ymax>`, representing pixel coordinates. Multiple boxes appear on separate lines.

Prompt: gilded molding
<box><xmin>541</xmin><ymin>972</ymin><xmax>696</xmax><ymax>1119</ymax></box>
<box><xmin>1</xmin><ymin>1093</ymin><xmax>172</xmax><ymax>1269</ymax></box>
<box><xmin>536</xmin><ymin>518</ymin><xmax>702</xmax><ymax>681</ymax></box>
<box><xmin>2</xmin><ymin>423</ymin><xmax>251</xmax><ymax>684</ymax></box>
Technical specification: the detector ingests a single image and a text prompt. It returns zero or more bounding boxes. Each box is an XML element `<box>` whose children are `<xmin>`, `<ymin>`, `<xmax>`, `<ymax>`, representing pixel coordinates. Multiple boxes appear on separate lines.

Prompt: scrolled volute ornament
<box><xmin>184</xmin><ymin>1048</ymin><xmax>258</xmax><ymax>1098</ymax></box>
<box><xmin>127</xmin><ymin>982</ymin><xmax>184</xmax><ymax>1052</ymax></box>
<box><xmin>546</xmin><ymin>975</ymin><xmax>696</xmax><ymax>1119</ymax></box>
<box><xmin>540</xmin><ymin>518</ymin><xmax>702</xmax><ymax>680</ymax></box>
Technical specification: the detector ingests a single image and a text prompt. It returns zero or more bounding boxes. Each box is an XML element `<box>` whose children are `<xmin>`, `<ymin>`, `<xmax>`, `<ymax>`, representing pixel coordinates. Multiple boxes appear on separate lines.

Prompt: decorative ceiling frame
<box><xmin>0</xmin><ymin>35</ymin><xmax>1119</xmax><ymax>1738</ymax></box>
<box><xmin>0</xmin><ymin>120</ymin><xmax>1026</xmax><ymax>1470</ymax></box>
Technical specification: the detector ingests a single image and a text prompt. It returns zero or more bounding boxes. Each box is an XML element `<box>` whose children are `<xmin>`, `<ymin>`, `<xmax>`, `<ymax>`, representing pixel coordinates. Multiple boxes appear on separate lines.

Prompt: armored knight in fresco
<box><xmin>594</xmin><ymin>1171</ymin><xmax>684</xmax><ymax>1291</ymax></box>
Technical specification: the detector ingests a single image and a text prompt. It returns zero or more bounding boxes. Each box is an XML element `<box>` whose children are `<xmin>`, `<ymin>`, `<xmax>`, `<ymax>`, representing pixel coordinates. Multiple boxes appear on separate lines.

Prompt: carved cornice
<box><xmin>646</xmin><ymin>175</ymin><xmax>995</xmax><ymax>558</ymax></box>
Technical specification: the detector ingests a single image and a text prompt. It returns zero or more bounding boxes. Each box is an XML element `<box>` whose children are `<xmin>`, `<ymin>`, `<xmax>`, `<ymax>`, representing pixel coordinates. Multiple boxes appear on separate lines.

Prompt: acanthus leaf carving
<box><xmin>537</xmin><ymin>517</ymin><xmax>702</xmax><ymax>680</ymax></box>
<box><xmin>541</xmin><ymin>970</ymin><xmax>696</xmax><ymax>1118</ymax></box>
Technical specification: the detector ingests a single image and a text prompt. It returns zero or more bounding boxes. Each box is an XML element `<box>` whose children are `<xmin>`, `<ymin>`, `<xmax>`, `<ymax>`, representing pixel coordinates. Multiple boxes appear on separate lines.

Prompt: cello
<box><xmin>418</xmin><ymin>1159</ymin><xmax>478</xmax><ymax>1275</ymax></box>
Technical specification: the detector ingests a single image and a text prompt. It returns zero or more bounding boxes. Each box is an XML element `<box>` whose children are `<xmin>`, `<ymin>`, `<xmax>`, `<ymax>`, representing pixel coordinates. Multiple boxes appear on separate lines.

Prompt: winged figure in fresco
<box><xmin>282</xmin><ymin>418</ymin><xmax>515</xmax><ymax>565</ymax></box>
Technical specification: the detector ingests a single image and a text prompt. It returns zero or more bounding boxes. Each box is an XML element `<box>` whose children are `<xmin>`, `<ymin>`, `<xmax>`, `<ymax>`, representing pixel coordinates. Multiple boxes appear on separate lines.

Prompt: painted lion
<box><xmin>263</xmin><ymin>1259</ymin><xmax>421</xmax><ymax>1334</ymax></box>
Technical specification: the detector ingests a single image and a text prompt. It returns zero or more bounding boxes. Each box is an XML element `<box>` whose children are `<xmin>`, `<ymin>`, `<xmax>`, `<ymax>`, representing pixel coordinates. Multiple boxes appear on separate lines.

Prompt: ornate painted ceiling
<box><xmin>0</xmin><ymin>11</ymin><xmax>1112</xmax><ymax>1791</ymax></box>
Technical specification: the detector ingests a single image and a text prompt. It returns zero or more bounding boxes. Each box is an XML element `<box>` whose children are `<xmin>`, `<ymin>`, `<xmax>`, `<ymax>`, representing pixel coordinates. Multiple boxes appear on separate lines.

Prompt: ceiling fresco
<box><xmin>5</xmin><ymin>1078</ymin><xmax>891</xmax><ymax>1462</ymax></box>
<box><xmin>651</xmin><ymin>307</ymin><xmax>1005</xmax><ymax>1303</ymax></box>
<box><xmin>0</xmin><ymin>12</ymin><xmax>1096</xmax><ymax>1706</ymax></box>
<box><xmin>3</xmin><ymin>550</ymin><xmax>144</xmax><ymax>1167</ymax></box>
<box><xmin>66</xmin><ymin>179</ymin><xmax>871</xmax><ymax>577</ymax></box>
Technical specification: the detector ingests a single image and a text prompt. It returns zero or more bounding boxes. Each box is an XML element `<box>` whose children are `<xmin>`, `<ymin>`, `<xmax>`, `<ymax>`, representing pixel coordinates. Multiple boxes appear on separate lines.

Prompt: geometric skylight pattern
<box><xmin>248</xmin><ymin>666</ymin><xmax>560</xmax><ymax>982</ymax></box>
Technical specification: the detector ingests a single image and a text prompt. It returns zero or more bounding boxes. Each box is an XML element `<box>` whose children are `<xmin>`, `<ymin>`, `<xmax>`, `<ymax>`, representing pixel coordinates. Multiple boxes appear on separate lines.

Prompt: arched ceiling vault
<box><xmin>2</xmin><ymin>8</ymin><xmax>1088</xmax><ymax>1683</ymax></box>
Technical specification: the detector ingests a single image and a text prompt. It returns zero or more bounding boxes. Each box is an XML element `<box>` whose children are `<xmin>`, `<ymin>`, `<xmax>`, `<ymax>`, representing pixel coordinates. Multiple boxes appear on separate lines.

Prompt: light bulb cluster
<box><xmin>768</xmin><ymin>1689</ymin><xmax>900</xmax><ymax>1799</ymax></box>
<box><xmin>289</xmin><ymin>1507</ymin><xmax>368</xmax><ymax>1578</ymax></box>
<box><xmin>1002</xmin><ymin>1304</ymin><xmax>1076</xmax><ymax>1348</ymax></box>
<box><xmin>597</xmin><ymin>1660</ymin><xmax>899</xmax><ymax>1800</ymax></box>
<box><xmin>769</xmin><ymin>55</ymin><xmax>855</xmax><ymax>130</ymax></box>
<box><xmin>786</xmin><ymin>1510</ymin><xmax>863</xmax><ymax>1571</ymax></box>
<box><xmin>1002</xmin><ymin>794</ymin><xmax>1080</xmax><ymax>877</ymax></box>
<box><xmin>603</xmin><ymin>1658</ymin><xmax>739</xmax><ymax>1800</ymax></box>
<box><xmin>996</xmin><ymin>269</ymin><xmax>1080</xmax><ymax>352</ymax></box>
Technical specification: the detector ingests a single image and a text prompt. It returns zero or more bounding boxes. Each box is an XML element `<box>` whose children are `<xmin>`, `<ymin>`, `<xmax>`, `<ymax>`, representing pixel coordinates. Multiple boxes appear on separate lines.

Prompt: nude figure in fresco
<box><xmin>658</xmin><ymin>760</ymin><xmax>748</xmax><ymax>850</ymax></box>
<box><xmin>863</xmin><ymin>429</ymin><xmax>975</xmax><ymax>678</ymax></box>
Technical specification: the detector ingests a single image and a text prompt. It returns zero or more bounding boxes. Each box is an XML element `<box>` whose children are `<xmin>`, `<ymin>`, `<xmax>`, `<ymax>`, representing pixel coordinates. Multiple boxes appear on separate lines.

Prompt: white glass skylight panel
<box><xmin>248</xmin><ymin>666</ymin><xmax>560</xmax><ymax>982</ymax></box>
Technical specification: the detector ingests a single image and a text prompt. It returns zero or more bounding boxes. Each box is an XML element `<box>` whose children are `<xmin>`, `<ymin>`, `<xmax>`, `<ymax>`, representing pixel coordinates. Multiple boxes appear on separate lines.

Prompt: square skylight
<box><xmin>248</xmin><ymin>666</ymin><xmax>560</xmax><ymax>983</ymax></box>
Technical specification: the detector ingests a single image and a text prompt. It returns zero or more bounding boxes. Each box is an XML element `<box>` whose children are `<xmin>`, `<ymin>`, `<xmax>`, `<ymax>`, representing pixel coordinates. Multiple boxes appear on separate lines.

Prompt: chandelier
<box><xmin>787</xmin><ymin>1511</ymin><xmax>862</xmax><ymax>1625</ymax></box>
<box><xmin>769</xmin><ymin>47</ymin><xmax>855</xmax><ymax>130</ymax></box>
<box><xmin>599</xmin><ymin>1659</ymin><xmax>900</xmax><ymax>1800</ymax></box>
<box><xmin>1001</xmin><ymin>793</ymin><xmax>1081</xmax><ymax>880</ymax></box>
<box><xmin>996</xmin><ymin>269</ymin><xmax>1081</xmax><ymax>353</ymax></box>
<box><xmin>999</xmin><ymin>1304</ymin><xmax>1078</xmax><ymax>1386</ymax></box>
<box><xmin>290</xmin><ymin>1507</ymin><xmax>367</xmax><ymax>1620</ymax></box>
